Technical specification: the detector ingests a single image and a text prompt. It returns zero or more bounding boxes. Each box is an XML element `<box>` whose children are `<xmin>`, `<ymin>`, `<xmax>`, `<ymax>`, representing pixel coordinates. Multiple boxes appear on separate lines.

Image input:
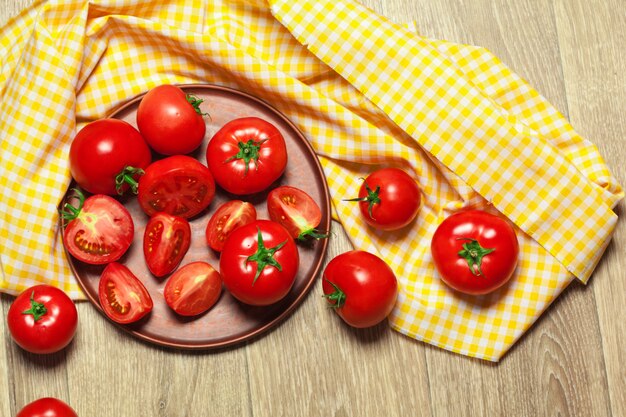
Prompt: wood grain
<box><xmin>1</xmin><ymin>1</ymin><xmax>624</xmax><ymax>416</ymax></box>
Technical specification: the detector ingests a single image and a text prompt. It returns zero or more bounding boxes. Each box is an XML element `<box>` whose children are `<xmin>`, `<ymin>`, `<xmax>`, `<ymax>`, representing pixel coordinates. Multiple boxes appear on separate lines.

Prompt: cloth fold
<box><xmin>1</xmin><ymin>0</ymin><xmax>621</xmax><ymax>361</ymax></box>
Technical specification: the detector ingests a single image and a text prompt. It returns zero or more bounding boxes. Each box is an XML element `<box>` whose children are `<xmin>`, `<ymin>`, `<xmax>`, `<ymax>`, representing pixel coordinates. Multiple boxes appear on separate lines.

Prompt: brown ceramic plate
<box><xmin>63</xmin><ymin>84</ymin><xmax>331</xmax><ymax>349</ymax></box>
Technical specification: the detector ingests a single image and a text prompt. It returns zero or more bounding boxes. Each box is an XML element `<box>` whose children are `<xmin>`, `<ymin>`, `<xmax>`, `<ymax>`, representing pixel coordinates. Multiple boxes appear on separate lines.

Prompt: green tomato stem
<box><xmin>343</xmin><ymin>178</ymin><xmax>381</xmax><ymax>220</ymax></box>
<box><xmin>246</xmin><ymin>227</ymin><xmax>287</xmax><ymax>285</ymax></box>
<box><xmin>115</xmin><ymin>166</ymin><xmax>144</xmax><ymax>195</ymax></box>
<box><xmin>22</xmin><ymin>291</ymin><xmax>47</xmax><ymax>321</ymax></box>
<box><xmin>60</xmin><ymin>188</ymin><xmax>85</xmax><ymax>221</ymax></box>
<box><xmin>457</xmin><ymin>238</ymin><xmax>495</xmax><ymax>277</ymax></box>
<box><xmin>225</xmin><ymin>139</ymin><xmax>267</xmax><ymax>176</ymax></box>
<box><xmin>322</xmin><ymin>278</ymin><xmax>346</xmax><ymax>309</ymax></box>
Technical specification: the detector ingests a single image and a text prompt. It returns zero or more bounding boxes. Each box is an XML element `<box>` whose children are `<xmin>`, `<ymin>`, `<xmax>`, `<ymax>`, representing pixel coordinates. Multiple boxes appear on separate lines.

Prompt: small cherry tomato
<box><xmin>164</xmin><ymin>262</ymin><xmax>222</xmax><ymax>316</ymax></box>
<box><xmin>98</xmin><ymin>262</ymin><xmax>153</xmax><ymax>324</ymax></box>
<box><xmin>69</xmin><ymin>118</ymin><xmax>151</xmax><ymax>195</ymax></box>
<box><xmin>138</xmin><ymin>155</ymin><xmax>215</xmax><ymax>219</ymax></box>
<box><xmin>205</xmin><ymin>200</ymin><xmax>257</xmax><ymax>252</ymax></box>
<box><xmin>7</xmin><ymin>285</ymin><xmax>78</xmax><ymax>354</ymax></box>
<box><xmin>322</xmin><ymin>250</ymin><xmax>398</xmax><ymax>328</ymax></box>
<box><xmin>16</xmin><ymin>397</ymin><xmax>77</xmax><ymax>417</ymax></box>
<box><xmin>431</xmin><ymin>210</ymin><xmax>519</xmax><ymax>295</ymax></box>
<box><xmin>143</xmin><ymin>212</ymin><xmax>191</xmax><ymax>277</ymax></box>
<box><xmin>206</xmin><ymin>117</ymin><xmax>287</xmax><ymax>195</ymax></box>
<box><xmin>267</xmin><ymin>185</ymin><xmax>328</xmax><ymax>241</ymax></box>
<box><xmin>61</xmin><ymin>189</ymin><xmax>134</xmax><ymax>265</ymax></box>
<box><xmin>220</xmin><ymin>220</ymin><xmax>299</xmax><ymax>306</ymax></box>
<box><xmin>136</xmin><ymin>84</ymin><xmax>207</xmax><ymax>155</ymax></box>
<box><xmin>346</xmin><ymin>167</ymin><xmax>421</xmax><ymax>231</ymax></box>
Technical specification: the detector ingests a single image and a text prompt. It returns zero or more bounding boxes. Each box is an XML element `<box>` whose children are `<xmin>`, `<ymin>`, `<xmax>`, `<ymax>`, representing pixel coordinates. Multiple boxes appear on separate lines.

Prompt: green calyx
<box><xmin>22</xmin><ymin>291</ymin><xmax>48</xmax><ymax>321</ymax></box>
<box><xmin>185</xmin><ymin>94</ymin><xmax>209</xmax><ymax>117</ymax></box>
<box><xmin>60</xmin><ymin>188</ymin><xmax>86</xmax><ymax>221</ymax></box>
<box><xmin>322</xmin><ymin>278</ymin><xmax>346</xmax><ymax>309</ymax></box>
<box><xmin>344</xmin><ymin>179</ymin><xmax>381</xmax><ymax>220</ymax></box>
<box><xmin>296</xmin><ymin>228</ymin><xmax>330</xmax><ymax>242</ymax></box>
<box><xmin>115</xmin><ymin>166</ymin><xmax>144</xmax><ymax>195</ymax></box>
<box><xmin>246</xmin><ymin>227</ymin><xmax>287</xmax><ymax>285</ymax></box>
<box><xmin>457</xmin><ymin>238</ymin><xmax>495</xmax><ymax>277</ymax></box>
<box><xmin>225</xmin><ymin>139</ymin><xmax>267</xmax><ymax>176</ymax></box>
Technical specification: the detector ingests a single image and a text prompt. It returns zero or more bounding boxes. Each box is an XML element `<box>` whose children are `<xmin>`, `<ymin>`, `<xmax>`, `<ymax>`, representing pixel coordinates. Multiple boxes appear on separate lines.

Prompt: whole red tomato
<box><xmin>206</xmin><ymin>117</ymin><xmax>287</xmax><ymax>195</ymax></box>
<box><xmin>220</xmin><ymin>220</ymin><xmax>299</xmax><ymax>306</ymax></box>
<box><xmin>69</xmin><ymin>118</ymin><xmax>151</xmax><ymax>195</ymax></box>
<box><xmin>16</xmin><ymin>397</ymin><xmax>77</xmax><ymax>417</ymax></box>
<box><xmin>431</xmin><ymin>210</ymin><xmax>519</xmax><ymax>295</ymax></box>
<box><xmin>61</xmin><ymin>189</ymin><xmax>134</xmax><ymax>265</ymax></box>
<box><xmin>322</xmin><ymin>250</ymin><xmax>398</xmax><ymax>328</ymax></box>
<box><xmin>138</xmin><ymin>155</ymin><xmax>215</xmax><ymax>219</ymax></box>
<box><xmin>346</xmin><ymin>167</ymin><xmax>421</xmax><ymax>231</ymax></box>
<box><xmin>143</xmin><ymin>212</ymin><xmax>191</xmax><ymax>277</ymax></box>
<box><xmin>164</xmin><ymin>262</ymin><xmax>222</xmax><ymax>316</ymax></box>
<box><xmin>98</xmin><ymin>262</ymin><xmax>153</xmax><ymax>324</ymax></box>
<box><xmin>205</xmin><ymin>200</ymin><xmax>257</xmax><ymax>252</ymax></box>
<box><xmin>267</xmin><ymin>185</ymin><xmax>328</xmax><ymax>241</ymax></box>
<box><xmin>7</xmin><ymin>285</ymin><xmax>78</xmax><ymax>354</ymax></box>
<box><xmin>136</xmin><ymin>84</ymin><xmax>207</xmax><ymax>155</ymax></box>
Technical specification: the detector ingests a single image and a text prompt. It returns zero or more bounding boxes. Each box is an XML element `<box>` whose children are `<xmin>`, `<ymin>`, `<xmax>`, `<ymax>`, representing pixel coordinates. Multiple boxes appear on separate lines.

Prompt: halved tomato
<box><xmin>138</xmin><ymin>155</ymin><xmax>215</xmax><ymax>219</ymax></box>
<box><xmin>61</xmin><ymin>189</ymin><xmax>134</xmax><ymax>265</ymax></box>
<box><xmin>205</xmin><ymin>200</ymin><xmax>257</xmax><ymax>252</ymax></box>
<box><xmin>143</xmin><ymin>212</ymin><xmax>191</xmax><ymax>277</ymax></box>
<box><xmin>164</xmin><ymin>262</ymin><xmax>222</xmax><ymax>316</ymax></box>
<box><xmin>267</xmin><ymin>185</ymin><xmax>327</xmax><ymax>240</ymax></box>
<box><xmin>98</xmin><ymin>262</ymin><xmax>153</xmax><ymax>324</ymax></box>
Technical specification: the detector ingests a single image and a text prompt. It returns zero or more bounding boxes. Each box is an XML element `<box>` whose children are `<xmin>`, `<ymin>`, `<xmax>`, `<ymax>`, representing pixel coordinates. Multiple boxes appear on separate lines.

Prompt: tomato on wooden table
<box><xmin>206</xmin><ymin>117</ymin><xmax>287</xmax><ymax>195</ymax></box>
<box><xmin>16</xmin><ymin>397</ymin><xmax>78</xmax><ymax>417</ymax></box>
<box><xmin>164</xmin><ymin>262</ymin><xmax>222</xmax><ymax>316</ymax></box>
<box><xmin>61</xmin><ymin>188</ymin><xmax>134</xmax><ymax>265</ymax></box>
<box><xmin>267</xmin><ymin>185</ymin><xmax>328</xmax><ymax>241</ymax></box>
<box><xmin>205</xmin><ymin>200</ymin><xmax>257</xmax><ymax>252</ymax></box>
<box><xmin>322</xmin><ymin>250</ymin><xmax>398</xmax><ymax>328</ymax></box>
<box><xmin>137</xmin><ymin>84</ymin><xmax>207</xmax><ymax>155</ymax></box>
<box><xmin>69</xmin><ymin>118</ymin><xmax>151</xmax><ymax>195</ymax></box>
<box><xmin>346</xmin><ymin>167</ymin><xmax>421</xmax><ymax>231</ymax></box>
<box><xmin>7</xmin><ymin>285</ymin><xmax>78</xmax><ymax>354</ymax></box>
<box><xmin>138</xmin><ymin>155</ymin><xmax>215</xmax><ymax>219</ymax></box>
<box><xmin>143</xmin><ymin>212</ymin><xmax>191</xmax><ymax>277</ymax></box>
<box><xmin>98</xmin><ymin>262</ymin><xmax>153</xmax><ymax>324</ymax></box>
<box><xmin>431</xmin><ymin>209</ymin><xmax>519</xmax><ymax>295</ymax></box>
<box><xmin>220</xmin><ymin>220</ymin><xmax>299</xmax><ymax>306</ymax></box>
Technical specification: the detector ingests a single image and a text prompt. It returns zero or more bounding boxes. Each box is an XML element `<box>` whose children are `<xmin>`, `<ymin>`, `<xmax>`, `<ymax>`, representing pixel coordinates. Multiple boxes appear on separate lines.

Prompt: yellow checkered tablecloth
<box><xmin>1</xmin><ymin>0</ymin><xmax>622</xmax><ymax>361</ymax></box>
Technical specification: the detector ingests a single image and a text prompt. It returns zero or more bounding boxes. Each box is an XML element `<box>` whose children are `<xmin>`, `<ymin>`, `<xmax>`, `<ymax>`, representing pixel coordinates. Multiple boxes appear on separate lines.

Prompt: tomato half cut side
<box><xmin>61</xmin><ymin>189</ymin><xmax>134</xmax><ymax>265</ymax></box>
<box><xmin>138</xmin><ymin>155</ymin><xmax>215</xmax><ymax>219</ymax></box>
<box><xmin>164</xmin><ymin>262</ymin><xmax>222</xmax><ymax>316</ymax></box>
<box><xmin>205</xmin><ymin>200</ymin><xmax>257</xmax><ymax>252</ymax></box>
<box><xmin>144</xmin><ymin>212</ymin><xmax>191</xmax><ymax>277</ymax></box>
<box><xmin>267</xmin><ymin>185</ymin><xmax>327</xmax><ymax>240</ymax></box>
<box><xmin>98</xmin><ymin>262</ymin><xmax>153</xmax><ymax>324</ymax></box>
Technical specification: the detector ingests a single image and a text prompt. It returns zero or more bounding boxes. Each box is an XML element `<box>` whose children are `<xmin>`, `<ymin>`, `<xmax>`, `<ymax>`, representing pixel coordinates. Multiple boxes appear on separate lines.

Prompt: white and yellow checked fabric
<box><xmin>1</xmin><ymin>0</ymin><xmax>621</xmax><ymax>361</ymax></box>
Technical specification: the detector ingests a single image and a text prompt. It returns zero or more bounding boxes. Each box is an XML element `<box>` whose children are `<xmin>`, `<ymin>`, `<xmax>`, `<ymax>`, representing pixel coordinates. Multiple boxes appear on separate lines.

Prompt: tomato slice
<box><xmin>267</xmin><ymin>186</ymin><xmax>325</xmax><ymax>240</ymax></box>
<box><xmin>143</xmin><ymin>212</ymin><xmax>191</xmax><ymax>277</ymax></box>
<box><xmin>138</xmin><ymin>155</ymin><xmax>215</xmax><ymax>219</ymax></box>
<box><xmin>61</xmin><ymin>190</ymin><xmax>134</xmax><ymax>265</ymax></box>
<box><xmin>98</xmin><ymin>263</ymin><xmax>153</xmax><ymax>324</ymax></box>
<box><xmin>164</xmin><ymin>262</ymin><xmax>222</xmax><ymax>316</ymax></box>
<box><xmin>205</xmin><ymin>200</ymin><xmax>257</xmax><ymax>252</ymax></box>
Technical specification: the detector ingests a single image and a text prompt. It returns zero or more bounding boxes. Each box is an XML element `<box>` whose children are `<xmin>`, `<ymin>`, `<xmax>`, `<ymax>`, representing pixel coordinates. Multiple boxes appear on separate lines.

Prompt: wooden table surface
<box><xmin>1</xmin><ymin>1</ymin><xmax>625</xmax><ymax>416</ymax></box>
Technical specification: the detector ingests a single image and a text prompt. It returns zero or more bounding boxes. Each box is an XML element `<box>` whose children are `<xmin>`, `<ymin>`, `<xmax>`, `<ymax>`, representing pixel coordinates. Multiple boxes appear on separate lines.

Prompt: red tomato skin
<box><xmin>205</xmin><ymin>200</ymin><xmax>257</xmax><ymax>252</ymax></box>
<box><xmin>143</xmin><ymin>212</ymin><xmax>191</xmax><ymax>277</ymax></box>
<box><xmin>206</xmin><ymin>117</ymin><xmax>287</xmax><ymax>195</ymax></box>
<box><xmin>7</xmin><ymin>285</ymin><xmax>78</xmax><ymax>354</ymax></box>
<box><xmin>355</xmin><ymin>168</ymin><xmax>421</xmax><ymax>231</ymax></box>
<box><xmin>137</xmin><ymin>84</ymin><xmax>206</xmax><ymax>155</ymax></box>
<box><xmin>137</xmin><ymin>155</ymin><xmax>216</xmax><ymax>219</ymax></box>
<box><xmin>164</xmin><ymin>262</ymin><xmax>222</xmax><ymax>316</ymax></box>
<box><xmin>63</xmin><ymin>194</ymin><xmax>134</xmax><ymax>265</ymax></box>
<box><xmin>267</xmin><ymin>185</ymin><xmax>322</xmax><ymax>239</ymax></box>
<box><xmin>69</xmin><ymin>118</ymin><xmax>151</xmax><ymax>195</ymax></box>
<box><xmin>16</xmin><ymin>397</ymin><xmax>78</xmax><ymax>417</ymax></box>
<box><xmin>98</xmin><ymin>263</ymin><xmax>153</xmax><ymax>324</ymax></box>
<box><xmin>431</xmin><ymin>210</ymin><xmax>519</xmax><ymax>295</ymax></box>
<box><xmin>322</xmin><ymin>251</ymin><xmax>398</xmax><ymax>328</ymax></box>
<box><xmin>220</xmin><ymin>220</ymin><xmax>299</xmax><ymax>306</ymax></box>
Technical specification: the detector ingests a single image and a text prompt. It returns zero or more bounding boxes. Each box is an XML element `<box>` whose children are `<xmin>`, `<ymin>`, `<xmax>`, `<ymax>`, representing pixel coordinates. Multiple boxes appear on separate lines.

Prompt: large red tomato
<box><xmin>7</xmin><ymin>285</ymin><xmax>78</xmax><ymax>354</ymax></box>
<box><xmin>143</xmin><ymin>212</ymin><xmax>191</xmax><ymax>277</ymax></box>
<box><xmin>205</xmin><ymin>200</ymin><xmax>257</xmax><ymax>252</ymax></box>
<box><xmin>16</xmin><ymin>397</ymin><xmax>77</xmax><ymax>417</ymax></box>
<box><xmin>267</xmin><ymin>185</ymin><xmax>327</xmax><ymax>241</ymax></box>
<box><xmin>98</xmin><ymin>262</ymin><xmax>153</xmax><ymax>324</ymax></box>
<box><xmin>431</xmin><ymin>210</ymin><xmax>519</xmax><ymax>295</ymax></box>
<box><xmin>69</xmin><ymin>118</ymin><xmax>151</xmax><ymax>195</ymax></box>
<box><xmin>206</xmin><ymin>117</ymin><xmax>287</xmax><ymax>195</ymax></box>
<box><xmin>61</xmin><ymin>189</ymin><xmax>134</xmax><ymax>265</ymax></box>
<box><xmin>164</xmin><ymin>262</ymin><xmax>222</xmax><ymax>316</ymax></box>
<box><xmin>138</xmin><ymin>155</ymin><xmax>215</xmax><ymax>219</ymax></box>
<box><xmin>322</xmin><ymin>250</ymin><xmax>398</xmax><ymax>328</ymax></box>
<box><xmin>346</xmin><ymin>167</ymin><xmax>421</xmax><ymax>231</ymax></box>
<box><xmin>136</xmin><ymin>84</ymin><xmax>207</xmax><ymax>155</ymax></box>
<box><xmin>220</xmin><ymin>220</ymin><xmax>299</xmax><ymax>306</ymax></box>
